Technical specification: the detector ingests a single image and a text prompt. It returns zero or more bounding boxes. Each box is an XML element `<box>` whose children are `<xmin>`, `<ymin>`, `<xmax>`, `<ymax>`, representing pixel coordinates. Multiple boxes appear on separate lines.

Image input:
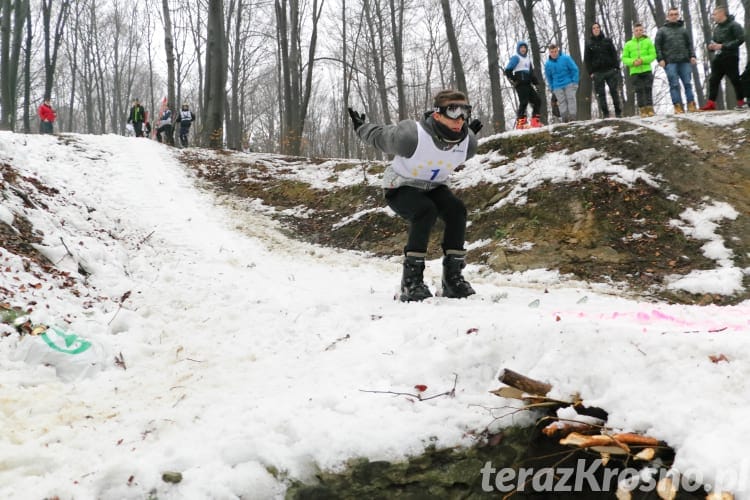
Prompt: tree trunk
<box><xmin>682</xmin><ymin>0</ymin><xmax>704</xmax><ymax>105</ymax></box>
<box><xmin>41</xmin><ymin>0</ymin><xmax>71</xmax><ymax>101</ymax></box>
<box><xmin>162</xmin><ymin>0</ymin><xmax>176</xmax><ymax>145</ymax></box>
<box><xmin>204</xmin><ymin>0</ymin><xmax>227</xmax><ymax>148</ymax></box>
<box><xmin>1</xmin><ymin>0</ymin><xmax>28</xmax><ymax>131</ymax></box>
<box><xmin>439</xmin><ymin>0</ymin><xmax>467</xmax><ymax>95</ymax></box>
<box><xmin>516</xmin><ymin>0</ymin><xmax>547</xmax><ymax>122</ymax></box>
<box><xmin>483</xmin><ymin>0</ymin><xmax>505</xmax><ymax>132</ymax></box>
<box><xmin>582</xmin><ymin>0</ymin><xmax>597</xmax><ymax>119</ymax></box>
<box><xmin>622</xmin><ymin>0</ymin><xmax>636</xmax><ymax>116</ymax></box>
<box><xmin>363</xmin><ymin>0</ymin><xmax>392</xmax><ymax>125</ymax></box>
<box><xmin>389</xmin><ymin>0</ymin><xmax>406</xmax><ymax>119</ymax></box>
<box><xmin>563</xmin><ymin>0</ymin><xmax>588</xmax><ymax>119</ymax></box>
<box><xmin>22</xmin><ymin>0</ymin><xmax>30</xmax><ymax>132</ymax></box>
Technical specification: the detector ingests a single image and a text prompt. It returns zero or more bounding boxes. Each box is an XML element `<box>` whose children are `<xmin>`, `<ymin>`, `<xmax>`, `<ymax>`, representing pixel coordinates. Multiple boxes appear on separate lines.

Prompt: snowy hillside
<box><xmin>0</xmin><ymin>126</ymin><xmax>749</xmax><ymax>499</ymax></box>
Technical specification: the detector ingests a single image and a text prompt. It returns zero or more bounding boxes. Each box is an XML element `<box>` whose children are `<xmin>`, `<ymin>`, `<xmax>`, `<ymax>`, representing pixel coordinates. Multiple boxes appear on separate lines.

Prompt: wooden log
<box><xmin>497</xmin><ymin>368</ymin><xmax>552</xmax><ymax>396</ymax></box>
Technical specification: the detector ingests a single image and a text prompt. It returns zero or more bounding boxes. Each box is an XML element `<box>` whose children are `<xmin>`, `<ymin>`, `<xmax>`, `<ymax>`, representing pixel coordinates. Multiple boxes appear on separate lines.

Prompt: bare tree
<box><xmin>440</xmin><ymin>0</ymin><xmax>467</xmax><ymax>94</ymax></box>
<box><xmin>41</xmin><ymin>0</ymin><xmax>71</xmax><ymax>100</ymax></box>
<box><xmin>0</xmin><ymin>0</ymin><xmax>29</xmax><ymax>130</ymax></box>
<box><xmin>161</xmin><ymin>0</ymin><xmax>176</xmax><ymax>144</ymax></box>
<box><xmin>682</xmin><ymin>0</ymin><xmax>704</xmax><ymax>105</ymax></box>
<box><xmin>622</xmin><ymin>0</ymin><xmax>636</xmax><ymax>115</ymax></box>
<box><xmin>561</xmin><ymin>0</ymin><xmax>589</xmax><ymax>119</ymax></box>
<box><xmin>362</xmin><ymin>0</ymin><xmax>392</xmax><ymax>125</ymax></box>
<box><xmin>389</xmin><ymin>0</ymin><xmax>407</xmax><ymax>119</ymax></box>
<box><xmin>516</xmin><ymin>0</ymin><xmax>548</xmax><ymax>121</ymax></box>
<box><xmin>21</xmin><ymin>0</ymin><xmax>31</xmax><ymax>132</ymax></box>
<box><xmin>483</xmin><ymin>0</ymin><xmax>506</xmax><ymax>132</ymax></box>
<box><xmin>275</xmin><ymin>0</ymin><xmax>324</xmax><ymax>155</ymax></box>
<box><xmin>204</xmin><ymin>0</ymin><xmax>227</xmax><ymax>148</ymax></box>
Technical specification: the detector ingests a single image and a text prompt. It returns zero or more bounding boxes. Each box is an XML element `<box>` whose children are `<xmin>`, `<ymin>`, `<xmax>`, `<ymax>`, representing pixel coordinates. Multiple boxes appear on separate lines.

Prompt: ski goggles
<box><xmin>435</xmin><ymin>103</ymin><xmax>472</xmax><ymax>120</ymax></box>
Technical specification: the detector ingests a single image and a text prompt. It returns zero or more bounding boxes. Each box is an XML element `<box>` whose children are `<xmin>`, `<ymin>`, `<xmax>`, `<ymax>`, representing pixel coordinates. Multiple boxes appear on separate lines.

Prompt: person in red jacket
<box><xmin>38</xmin><ymin>97</ymin><xmax>56</xmax><ymax>134</ymax></box>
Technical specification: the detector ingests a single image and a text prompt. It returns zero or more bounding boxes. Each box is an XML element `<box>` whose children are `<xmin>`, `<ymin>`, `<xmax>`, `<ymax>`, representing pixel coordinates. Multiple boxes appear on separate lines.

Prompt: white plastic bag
<box><xmin>14</xmin><ymin>326</ymin><xmax>106</xmax><ymax>381</ymax></box>
<box><xmin>125</xmin><ymin>123</ymin><xmax>134</xmax><ymax>134</ymax></box>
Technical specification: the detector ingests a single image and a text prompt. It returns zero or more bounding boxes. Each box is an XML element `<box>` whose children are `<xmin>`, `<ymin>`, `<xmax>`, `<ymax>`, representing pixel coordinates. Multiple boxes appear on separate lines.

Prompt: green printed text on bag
<box><xmin>41</xmin><ymin>326</ymin><xmax>92</xmax><ymax>355</ymax></box>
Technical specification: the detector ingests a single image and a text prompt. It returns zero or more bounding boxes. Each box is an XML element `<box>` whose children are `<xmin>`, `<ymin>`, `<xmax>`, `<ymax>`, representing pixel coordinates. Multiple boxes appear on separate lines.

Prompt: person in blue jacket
<box><xmin>544</xmin><ymin>43</ymin><xmax>580</xmax><ymax>122</ymax></box>
<box><xmin>504</xmin><ymin>41</ymin><xmax>542</xmax><ymax>129</ymax></box>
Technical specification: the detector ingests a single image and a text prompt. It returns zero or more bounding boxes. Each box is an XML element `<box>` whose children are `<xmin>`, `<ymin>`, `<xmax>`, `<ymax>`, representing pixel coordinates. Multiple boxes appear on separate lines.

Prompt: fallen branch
<box><xmin>324</xmin><ymin>333</ymin><xmax>350</xmax><ymax>351</ymax></box>
<box><xmin>360</xmin><ymin>373</ymin><xmax>458</xmax><ymax>401</ymax></box>
<box><xmin>107</xmin><ymin>290</ymin><xmax>132</xmax><ymax>326</ymax></box>
<box><xmin>497</xmin><ymin>368</ymin><xmax>552</xmax><ymax>396</ymax></box>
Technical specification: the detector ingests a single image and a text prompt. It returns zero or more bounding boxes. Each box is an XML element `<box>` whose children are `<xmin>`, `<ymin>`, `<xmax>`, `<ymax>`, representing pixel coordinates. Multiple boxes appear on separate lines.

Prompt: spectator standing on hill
<box><xmin>176</xmin><ymin>103</ymin><xmax>196</xmax><ymax>147</ymax></box>
<box><xmin>347</xmin><ymin>90</ymin><xmax>482</xmax><ymax>302</ymax></box>
<box><xmin>700</xmin><ymin>6</ymin><xmax>744</xmax><ymax>111</ymax></box>
<box><xmin>622</xmin><ymin>23</ymin><xmax>657</xmax><ymax>117</ymax></box>
<box><xmin>38</xmin><ymin>97</ymin><xmax>56</xmax><ymax>134</ymax></box>
<box><xmin>504</xmin><ymin>41</ymin><xmax>543</xmax><ymax>129</ymax></box>
<box><xmin>127</xmin><ymin>99</ymin><xmax>147</xmax><ymax>138</ymax></box>
<box><xmin>655</xmin><ymin>7</ymin><xmax>699</xmax><ymax>113</ymax></box>
<box><xmin>585</xmin><ymin>23</ymin><xmax>623</xmax><ymax>118</ymax></box>
<box><xmin>156</xmin><ymin>107</ymin><xmax>173</xmax><ymax>144</ymax></box>
<box><xmin>544</xmin><ymin>43</ymin><xmax>579</xmax><ymax>122</ymax></box>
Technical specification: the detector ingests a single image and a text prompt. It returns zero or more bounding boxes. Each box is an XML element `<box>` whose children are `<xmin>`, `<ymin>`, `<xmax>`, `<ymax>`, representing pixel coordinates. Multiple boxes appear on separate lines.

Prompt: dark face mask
<box><xmin>433</xmin><ymin>118</ymin><xmax>467</xmax><ymax>143</ymax></box>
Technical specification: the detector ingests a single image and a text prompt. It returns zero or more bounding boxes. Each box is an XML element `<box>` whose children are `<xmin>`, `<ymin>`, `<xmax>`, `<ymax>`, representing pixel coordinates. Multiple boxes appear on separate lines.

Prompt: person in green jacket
<box><xmin>622</xmin><ymin>23</ymin><xmax>657</xmax><ymax>116</ymax></box>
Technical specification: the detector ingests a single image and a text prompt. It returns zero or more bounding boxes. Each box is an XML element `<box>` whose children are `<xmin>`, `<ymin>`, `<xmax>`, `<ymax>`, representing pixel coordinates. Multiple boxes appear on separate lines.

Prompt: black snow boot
<box><xmin>400</xmin><ymin>253</ymin><xmax>433</xmax><ymax>302</ymax></box>
<box><xmin>442</xmin><ymin>250</ymin><xmax>475</xmax><ymax>298</ymax></box>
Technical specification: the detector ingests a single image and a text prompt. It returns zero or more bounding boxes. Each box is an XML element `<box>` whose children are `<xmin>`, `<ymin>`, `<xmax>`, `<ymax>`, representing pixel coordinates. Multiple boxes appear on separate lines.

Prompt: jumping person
<box><xmin>348</xmin><ymin>90</ymin><xmax>482</xmax><ymax>302</ymax></box>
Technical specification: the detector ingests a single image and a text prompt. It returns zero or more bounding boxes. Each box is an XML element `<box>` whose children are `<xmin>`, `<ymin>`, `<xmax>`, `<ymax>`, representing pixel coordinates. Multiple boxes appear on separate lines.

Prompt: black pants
<box><xmin>631</xmin><ymin>72</ymin><xmax>654</xmax><ymax>107</ymax></box>
<box><xmin>179</xmin><ymin>125</ymin><xmax>191</xmax><ymax>147</ymax></box>
<box><xmin>593</xmin><ymin>68</ymin><xmax>622</xmax><ymax>116</ymax></box>
<box><xmin>39</xmin><ymin>121</ymin><xmax>54</xmax><ymax>134</ymax></box>
<box><xmin>133</xmin><ymin>122</ymin><xmax>144</xmax><ymax>138</ymax></box>
<box><xmin>742</xmin><ymin>65</ymin><xmax>750</xmax><ymax>102</ymax></box>
<box><xmin>515</xmin><ymin>82</ymin><xmax>541</xmax><ymax>118</ymax></box>
<box><xmin>156</xmin><ymin>124</ymin><xmax>173</xmax><ymax>144</ymax></box>
<box><xmin>708</xmin><ymin>55</ymin><xmax>742</xmax><ymax>101</ymax></box>
<box><xmin>385</xmin><ymin>185</ymin><xmax>467</xmax><ymax>254</ymax></box>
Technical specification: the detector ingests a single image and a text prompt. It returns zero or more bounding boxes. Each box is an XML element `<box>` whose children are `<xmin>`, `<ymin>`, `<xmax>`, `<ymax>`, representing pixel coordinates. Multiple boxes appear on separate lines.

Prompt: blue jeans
<box><xmin>665</xmin><ymin>62</ymin><xmax>695</xmax><ymax>104</ymax></box>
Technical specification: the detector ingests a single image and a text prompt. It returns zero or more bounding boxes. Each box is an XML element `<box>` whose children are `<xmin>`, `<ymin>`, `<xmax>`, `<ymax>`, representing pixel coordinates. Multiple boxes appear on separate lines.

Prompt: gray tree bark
<box><xmin>204</xmin><ymin>0</ymin><xmax>227</xmax><ymax>148</ymax></box>
<box><xmin>483</xmin><ymin>0</ymin><xmax>505</xmax><ymax>132</ymax></box>
<box><xmin>440</xmin><ymin>0</ymin><xmax>467</xmax><ymax>95</ymax></box>
<box><xmin>162</xmin><ymin>0</ymin><xmax>176</xmax><ymax>144</ymax></box>
<box><xmin>389</xmin><ymin>0</ymin><xmax>407</xmax><ymax>119</ymax></box>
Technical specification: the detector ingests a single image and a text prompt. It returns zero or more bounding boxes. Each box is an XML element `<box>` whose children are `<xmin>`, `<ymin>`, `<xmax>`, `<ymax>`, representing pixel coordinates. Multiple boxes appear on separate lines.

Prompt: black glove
<box><xmin>347</xmin><ymin>107</ymin><xmax>365</xmax><ymax>131</ymax></box>
<box><xmin>468</xmin><ymin>119</ymin><xmax>483</xmax><ymax>135</ymax></box>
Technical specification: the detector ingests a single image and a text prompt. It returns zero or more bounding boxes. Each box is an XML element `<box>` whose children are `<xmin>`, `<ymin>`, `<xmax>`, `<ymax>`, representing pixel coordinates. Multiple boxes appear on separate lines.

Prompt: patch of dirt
<box><xmin>0</xmin><ymin>163</ymin><xmax>54</xmax><ymax>267</ymax></box>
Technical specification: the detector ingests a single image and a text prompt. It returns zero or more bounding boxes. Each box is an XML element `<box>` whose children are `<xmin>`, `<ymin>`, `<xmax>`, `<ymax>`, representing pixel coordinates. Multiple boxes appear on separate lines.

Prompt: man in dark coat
<box><xmin>584</xmin><ymin>23</ymin><xmax>622</xmax><ymax>118</ymax></box>
<box><xmin>655</xmin><ymin>7</ymin><xmax>698</xmax><ymax>113</ymax></box>
<box><xmin>700</xmin><ymin>6</ymin><xmax>744</xmax><ymax>110</ymax></box>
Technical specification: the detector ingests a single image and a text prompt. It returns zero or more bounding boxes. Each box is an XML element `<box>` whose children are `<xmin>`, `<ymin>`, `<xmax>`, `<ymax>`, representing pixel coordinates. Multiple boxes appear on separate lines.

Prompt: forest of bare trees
<box><xmin>1</xmin><ymin>0</ymin><xmax>748</xmax><ymax>158</ymax></box>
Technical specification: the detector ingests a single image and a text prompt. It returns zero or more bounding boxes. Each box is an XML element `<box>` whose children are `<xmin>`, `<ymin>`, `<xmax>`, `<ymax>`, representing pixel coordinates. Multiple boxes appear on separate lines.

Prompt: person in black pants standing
<box><xmin>348</xmin><ymin>90</ymin><xmax>482</xmax><ymax>302</ymax></box>
<box><xmin>585</xmin><ymin>23</ymin><xmax>623</xmax><ymax>118</ymax></box>
<box><xmin>700</xmin><ymin>6</ymin><xmax>744</xmax><ymax>110</ymax></box>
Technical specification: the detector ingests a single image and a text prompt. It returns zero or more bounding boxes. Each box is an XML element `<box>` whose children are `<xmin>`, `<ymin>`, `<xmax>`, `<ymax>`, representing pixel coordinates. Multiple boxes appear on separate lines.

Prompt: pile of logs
<box><xmin>491</xmin><ymin>368</ymin><xmax>733</xmax><ymax>500</ymax></box>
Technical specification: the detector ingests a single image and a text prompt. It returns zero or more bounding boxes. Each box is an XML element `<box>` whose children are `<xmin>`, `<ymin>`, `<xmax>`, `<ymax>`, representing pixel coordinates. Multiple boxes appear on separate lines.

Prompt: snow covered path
<box><xmin>1</xmin><ymin>133</ymin><xmax>749</xmax><ymax>499</ymax></box>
